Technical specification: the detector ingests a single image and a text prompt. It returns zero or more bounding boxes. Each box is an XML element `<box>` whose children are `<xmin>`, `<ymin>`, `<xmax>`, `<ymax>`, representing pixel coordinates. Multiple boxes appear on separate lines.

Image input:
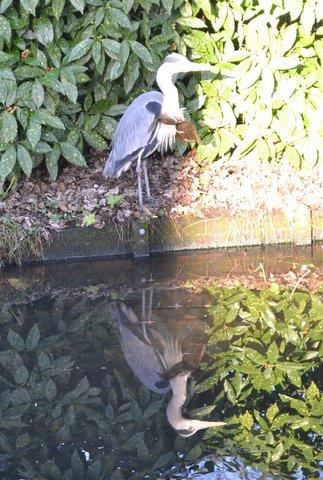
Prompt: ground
<box><xmin>1</xmin><ymin>150</ymin><xmax>322</xmax><ymax>233</ymax></box>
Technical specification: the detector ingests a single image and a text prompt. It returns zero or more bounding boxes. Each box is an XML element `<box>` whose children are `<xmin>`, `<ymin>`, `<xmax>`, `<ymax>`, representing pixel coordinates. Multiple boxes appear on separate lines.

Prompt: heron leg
<box><xmin>148</xmin><ymin>287</ymin><xmax>153</xmax><ymax>319</ymax></box>
<box><xmin>142</xmin><ymin>159</ymin><xmax>151</xmax><ymax>199</ymax></box>
<box><xmin>136</xmin><ymin>153</ymin><xmax>144</xmax><ymax>211</ymax></box>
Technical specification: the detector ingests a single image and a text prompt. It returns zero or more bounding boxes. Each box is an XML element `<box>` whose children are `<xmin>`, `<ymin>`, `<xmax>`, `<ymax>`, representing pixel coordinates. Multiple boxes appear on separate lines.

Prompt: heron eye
<box><xmin>154</xmin><ymin>380</ymin><xmax>169</xmax><ymax>389</ymax></box>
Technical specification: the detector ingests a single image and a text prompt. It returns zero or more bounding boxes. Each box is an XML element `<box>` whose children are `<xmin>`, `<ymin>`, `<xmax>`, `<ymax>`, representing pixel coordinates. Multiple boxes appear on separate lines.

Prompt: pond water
<box><xmin>0</xmin><ymin>249</ymin><xmax>322</xmax><ymax>479</ymax></box>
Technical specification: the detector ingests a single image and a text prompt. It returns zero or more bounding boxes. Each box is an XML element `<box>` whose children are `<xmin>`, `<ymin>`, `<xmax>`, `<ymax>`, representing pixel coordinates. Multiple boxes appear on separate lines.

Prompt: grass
<box><xmin>0</xmin><ymin>217</ymin><xmax>49</xmax><ymax>266</ymax></box>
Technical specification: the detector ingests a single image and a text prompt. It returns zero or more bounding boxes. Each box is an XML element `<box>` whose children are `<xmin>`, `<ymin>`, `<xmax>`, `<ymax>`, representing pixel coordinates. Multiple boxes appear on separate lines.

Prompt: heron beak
<box><xmin>187</xmin><ymin>62</ymin><xmax>215</xmax><ymax>73</ymax></box>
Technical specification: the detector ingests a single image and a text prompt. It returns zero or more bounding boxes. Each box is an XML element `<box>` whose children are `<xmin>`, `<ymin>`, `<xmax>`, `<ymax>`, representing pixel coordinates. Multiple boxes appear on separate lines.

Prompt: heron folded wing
<box><xmin>103</xmin><ymin>91</ymin><xmax>163</xmax><ymax>178</ymax></box>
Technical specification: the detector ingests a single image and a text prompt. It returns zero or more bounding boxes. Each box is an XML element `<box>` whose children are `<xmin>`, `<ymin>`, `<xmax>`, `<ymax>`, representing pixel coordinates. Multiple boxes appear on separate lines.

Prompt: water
<box><xmin>0</xmin><ymin>249</ymin><xmax>322</xmax><ymax>479</ymax></box>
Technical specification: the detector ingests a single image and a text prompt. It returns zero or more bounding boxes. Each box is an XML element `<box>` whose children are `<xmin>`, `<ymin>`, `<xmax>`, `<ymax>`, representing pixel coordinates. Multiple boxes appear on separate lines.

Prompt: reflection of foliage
<box><xmin>0</xmin><ymin>284</ymin><xmax>322</xmax><ymax>479</ymax></box>
<box><xmin>0</xmin><ymin>294</ymin><xmax>200</xmax><ymax>479</ymax></box>
<box><xmin>197</xmin><ymin>285</ymin><xmax>323</xmax><ymax>478</ymax></box>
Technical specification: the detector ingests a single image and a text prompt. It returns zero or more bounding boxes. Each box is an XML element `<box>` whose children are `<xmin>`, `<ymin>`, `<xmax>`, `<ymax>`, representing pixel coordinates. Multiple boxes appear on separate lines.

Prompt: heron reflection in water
<box><xmin>108</xmin><ymin>288</ymin><xmax>225</xmax><ymax>437</ymax></box>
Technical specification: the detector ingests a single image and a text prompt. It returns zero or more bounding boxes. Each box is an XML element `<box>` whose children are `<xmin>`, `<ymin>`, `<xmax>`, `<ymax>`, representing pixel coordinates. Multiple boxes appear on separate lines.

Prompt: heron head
<box><xmin>156</xmin><ymin>53</ymin><xmax>214</xmax><ymax>88</ymax></box>
<box><xmin>159</xmin><ymin>52</ymin><xmax>213</xmax><ymax>74</ymax></box>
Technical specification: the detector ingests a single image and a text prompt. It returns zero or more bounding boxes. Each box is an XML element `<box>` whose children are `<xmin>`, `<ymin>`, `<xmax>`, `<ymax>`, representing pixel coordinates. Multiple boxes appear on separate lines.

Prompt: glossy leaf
<box><xmin>17</xmin><ymin>145</ymin><xmax>33</xmax><ymax>176</ymax></box>
<box><xmin>60</xmin><ymin>142</ymin><xmax>86</xmax><ymax>166</ymax></box>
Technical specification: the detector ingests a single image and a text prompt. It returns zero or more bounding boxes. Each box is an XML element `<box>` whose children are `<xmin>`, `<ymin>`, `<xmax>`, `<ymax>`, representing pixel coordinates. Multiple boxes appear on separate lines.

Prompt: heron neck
<box><xmin>166</xmin><ymin>374</ymin><xmax>189</xmax><ymax>426</ymax></box>
<box><xmin>157</xmin><ymin>73</ymin><xmax>183</xmax><ymax>120</ymax></box>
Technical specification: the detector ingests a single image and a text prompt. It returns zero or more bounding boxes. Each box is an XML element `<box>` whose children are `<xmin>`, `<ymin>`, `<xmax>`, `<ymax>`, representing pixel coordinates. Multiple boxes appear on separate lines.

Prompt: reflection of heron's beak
<box><xmin>176</xmin><ymin>419</ymin><xmax>226</xmax><ymax>437</ymax></box>
<box><xmin>166</xmin><ymin>374</ymin><xmax>225</xmax><ymax>437</ymax></box>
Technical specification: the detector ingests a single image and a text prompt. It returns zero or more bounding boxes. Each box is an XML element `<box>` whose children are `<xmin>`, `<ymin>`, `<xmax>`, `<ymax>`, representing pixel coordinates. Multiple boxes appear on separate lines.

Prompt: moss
<box><xmin>0</xmin><ymin>217</ymin><xmax>50</xmax><ymax>266</ymax></box>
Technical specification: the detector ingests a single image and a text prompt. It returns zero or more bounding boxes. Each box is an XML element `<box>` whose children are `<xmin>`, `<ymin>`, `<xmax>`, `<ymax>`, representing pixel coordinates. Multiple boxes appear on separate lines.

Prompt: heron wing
<box><xmin>108</xmin><ymin>302</ymin><xmax>170</xmax><ymax>394</ymax></box>
<box><xmin>103</xmin><ymin>91</ymin><xmax>163</xmax><ymax>178</ymax></box>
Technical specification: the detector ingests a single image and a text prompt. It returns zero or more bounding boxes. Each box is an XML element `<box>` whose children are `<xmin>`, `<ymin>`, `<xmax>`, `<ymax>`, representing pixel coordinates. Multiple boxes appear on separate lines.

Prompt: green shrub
<box><xmin>0</xmin><ymin>0</ymin><xmax>321</xmax><ymax>194</ymax></box>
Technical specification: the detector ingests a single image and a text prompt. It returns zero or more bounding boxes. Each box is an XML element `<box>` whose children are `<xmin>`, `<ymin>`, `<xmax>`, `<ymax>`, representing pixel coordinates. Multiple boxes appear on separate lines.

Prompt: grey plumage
<box><xmin>102</xmin><ymin>53</ymin><xmax>214</xmax><ymax>211</ymax></box>
<box><xmin>103</xmin><ymin>91</ymin><xmax>162</xmax><ymax>178</ymax></box>
<box><xmin>108</xmin><ymin>301</ymin><xmax>170</xmax><ymax>394</ymax></box>
<box><xmin>109</xmin><ymin>296</ymin><xmax>226</xmax><ymax>436</ymax></box>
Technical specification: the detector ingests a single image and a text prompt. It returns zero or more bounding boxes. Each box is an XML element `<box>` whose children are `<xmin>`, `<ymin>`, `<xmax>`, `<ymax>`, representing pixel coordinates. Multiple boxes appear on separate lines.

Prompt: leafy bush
<box><xmin>0</xmin><ymin>0</ymin><xmax>321</xmax><ymax>194</ymax></box>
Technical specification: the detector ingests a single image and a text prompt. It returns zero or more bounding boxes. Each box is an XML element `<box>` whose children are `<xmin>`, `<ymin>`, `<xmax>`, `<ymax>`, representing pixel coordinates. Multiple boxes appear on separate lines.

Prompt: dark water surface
<box><xmin>0</xmin><ymin>247</ymin><xmax>322</xmax><ymax>479</ymax></box>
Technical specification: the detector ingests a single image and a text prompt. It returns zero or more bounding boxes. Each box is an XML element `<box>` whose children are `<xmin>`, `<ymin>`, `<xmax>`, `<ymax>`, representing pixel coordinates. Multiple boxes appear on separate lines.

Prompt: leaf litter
<box><xmin>1</xmin><ymin>149</ymin><xmax>322</xmax><ymax>233</ymax></box>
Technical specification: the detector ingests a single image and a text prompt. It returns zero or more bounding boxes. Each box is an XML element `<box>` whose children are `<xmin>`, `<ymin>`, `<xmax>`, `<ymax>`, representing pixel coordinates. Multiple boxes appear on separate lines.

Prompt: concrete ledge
<box><xmin>28</xmin><ymin>209</ymin><xmax>322</xmax><ymax>264</ymax></box>
<box><xmin>312</xmin><ymin>211</ymin><xmax>323</xmax><ymax>243</ymax></box>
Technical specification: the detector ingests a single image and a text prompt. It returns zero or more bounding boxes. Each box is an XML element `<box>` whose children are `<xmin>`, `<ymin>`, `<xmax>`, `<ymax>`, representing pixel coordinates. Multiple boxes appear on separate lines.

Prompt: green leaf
<box><xmin>177</xmin><ymin>17</ymin><xmax>207</xmax><ymax>28</ymax></box>
<box><xmin>60</xmin><ymin>142</ymin><xmax>86</xmax><ymax>166</ymax></box>
<box><xmin>38</xmin><ymin>352</ymin><xmax>51</xmax><ymax>370</ymax></box>
<box><xmin>300</xmin><ymin>0</ymin><xmax>316</xmax><ymax>36</ymax></box>
<box><xmin>0</xmin><ymin>0</ymin><xmax>13</xmax><ymax>14</ymax></box>
<box><xmin>106</xmin><ymin>194</ymin><xmax>124</xmax><ymax>208</ymax></box>
<box><xmin>143</xmin><ymin>399</ymin><xmax>163</xmax><ymax>418</ymax></box>
<box><xmin>267</xmin><ymin>341</ymin><xmax>279</xmax><ymax>363</ymax></box>
<box><xmin>63</xmin><ymin>81</ymin><xmax>78</xmax><ymax>103</ymax></box>
<box><xmin>290</xmin><ymin>398</ymin><xmax>309</xmax><ymax>416</ymax></box>
<box><xmin>17</xmin><ymin>145</ymin><xmax>33</xmax><ymax>176</ymax></box>
<box><xmin>33</xmin><ymin>17</ymin><xmax>54</xmax><ymax>46</ymax></box>
<box><xmin>188</xmin><ymin>405</ymin><xmax>216</xmax><ymax>418</ymax></box>
<box><xmin>287</xmin><ymin>369</ymin><xmax>302</xmax><ymax>388</ymax></box>
<box><xmin>109</xmin><ymin>7</ymin><xmax>132</xmax><ymax>29</ymax></box>
<box><xmin>186</xmin><ymin>445</ymin><xmax>202</xmax><ymax>461</ymax></box>
<box><xmin>82</xmin><ymin>130</ymin><xmax>107</xmax><ymax>150</ymax></box>
<box><xmin>161</xmin><ymin>0</ymin><xmax>173</xmax><ymax>13</ymax></box>
<box><xmin>69</xmin><ymin>0</ymin><xmax>84</xmax><ymax>13</ymax></box>
<box><xmin>129</xmin><ymin>40</ymin><xmax>152</xmax><ymax>64</ymax></box>
<box><xmin>7</xmin><ymin>330</ymin><xmax>25</xmax><ymax>351</ymax></box>
<box><xmin>69</xmin><ymin>39</ymin><xmax>94</xmax><ymax>62</ymax></box>
<box><xmin>0</xmin><ymin>146</ymin><xmax>16</xmax><ymax>178</ymax></box>
<box><xmin>81</xmin><ymin>213</ymin><xmax>96</xmax><ymax>227</ymax></box>
<box><xmin>33</xmin><ymin>110</ymin><xmax>65</xmax><ymax>129</ymax></box>
<box><xmin>32</xmin><ymin>80</ymin><xmax>44</xmax><ymax>108</ymax></box>
<box><xmin>14</xmin><ymin>365</ymin><xmax>29</xmax><ymax>384</ymax></box>
<box><xmin>20</xmin><ymin>0</ymin><xmax>39</xmax><ymax>15</ymax></box>
<box><xmin>27</xmin><ymin>121</ymin><xmax>41</xmax><ymax>149</ymax></box>
<box><xmin>123</xmin><ymin>55</ymin><xmax>140</xmax><ymax>94</ymax></box>
<box><xmin>224</xmin><ymin>379</ymin><xmax>236</xmax><ymax>403</ymax></box>
<box><xmin>271</xmin><ymin>441</ymin><xmax>284</xmax><ymax>462</ymax></box>
<box><xmin>281</xmin><ymin>24</ymin><xmax>298</xmax><ymax>53</ymax></box>
<box><xmin>26</xmin><ymin>324</ymin><xmax>40</xmax><ymax>351</ymax></box>
<box><xmin>92</xmin><ymin>41</ymin><xmax>101</xmax><ymax>66</ymax></box>
<box><xmin>0</xmin><ymin>15</ymin><xmax>11</xmax><ymax>42</ymax></box>
<box><xmin>73</xmin><ymin>376</ymin><xmax>89</xmax><ymax>397</ymax></box>
<box><xmin>45</xmin><ymin>378</ymin><xmax>57</xmax><ymax>400</ymax></box>
<box><xmin>101</xmin><ymin>39</ymin><xmax>120</xmax><ymax>59</ymax></box>
<box><xmin>306</xmin><ymin>382</ymin><xmax>319</xmax><ymax>404</ymax></box>
<box><xmin>52</xmin><ymin>0</ymin><xmax>65</xmax><ymax>19</ymax></box>
<box><xmin>152</xmin><ymin>452</ymin><xmax>174</xmax><ymax>470</ymax></box>
<box><xmin>1</xmin><ymin>111</ymin><xmax>17</xmax><ymax>143</ymax></box>
<box><xmin>119</xmin><ymin>40</ymin><xmax>130</xmax><ymax>70</ymax></box>
<box><xmin>266</xmin><ymin>403</ymin><xmax>279</xmax><ymax>423</ymax></box>
<box><xmin>46</xmin><ymin>143</ymin><xmax>60</xmax><ymax>180</ymax></box>
<box><xmin>245</xmin><ymin>348</ymin><xmax>266</xmax><ymax>365</ymax></box>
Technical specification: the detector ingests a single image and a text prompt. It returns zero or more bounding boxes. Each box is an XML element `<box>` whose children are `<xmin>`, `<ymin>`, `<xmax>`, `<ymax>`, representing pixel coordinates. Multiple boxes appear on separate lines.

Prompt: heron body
<box><xmin>103</xmin><ymin>53</ymin><xmax>213</xmax><ymax>211</ymax></box>
<box><xmin>109</xmin><ymin>292</ymin><xmax>225</xmax><ymax>437</ymax></box>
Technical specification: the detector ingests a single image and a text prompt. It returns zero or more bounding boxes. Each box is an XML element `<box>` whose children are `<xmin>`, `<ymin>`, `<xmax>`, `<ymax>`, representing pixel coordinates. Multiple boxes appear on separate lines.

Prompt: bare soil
<box><xmin>1</xmin><ymin>151</ymin><xmax>322</xmax><ymax>232</ymax></box>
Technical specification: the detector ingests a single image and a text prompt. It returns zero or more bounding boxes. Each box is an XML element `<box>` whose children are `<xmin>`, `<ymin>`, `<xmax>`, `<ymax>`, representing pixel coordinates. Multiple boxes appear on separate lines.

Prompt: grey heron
<box><xmin>108</xmin><ymin>290</ymin><xmax>225</xmax><ymax>436</ymax></box>
<box><xmin>103</xmin><ymin>53</ymin><xmax>213</xmax><ymax>212</ymax></box>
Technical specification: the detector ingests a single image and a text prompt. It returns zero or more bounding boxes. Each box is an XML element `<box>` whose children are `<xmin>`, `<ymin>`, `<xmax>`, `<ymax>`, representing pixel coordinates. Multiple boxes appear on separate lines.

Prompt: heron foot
<box><xmin>135</xmin><ymin>205</ymin><xmax>157</xmax><ymax>219</ymax></box>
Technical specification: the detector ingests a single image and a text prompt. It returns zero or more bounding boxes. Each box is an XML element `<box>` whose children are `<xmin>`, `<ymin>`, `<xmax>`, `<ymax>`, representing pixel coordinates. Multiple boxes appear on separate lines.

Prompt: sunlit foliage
<box><xmin>0</xmin><ymin>0</ymin><xmax>321</xmax><ymax>193</ymax></box>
